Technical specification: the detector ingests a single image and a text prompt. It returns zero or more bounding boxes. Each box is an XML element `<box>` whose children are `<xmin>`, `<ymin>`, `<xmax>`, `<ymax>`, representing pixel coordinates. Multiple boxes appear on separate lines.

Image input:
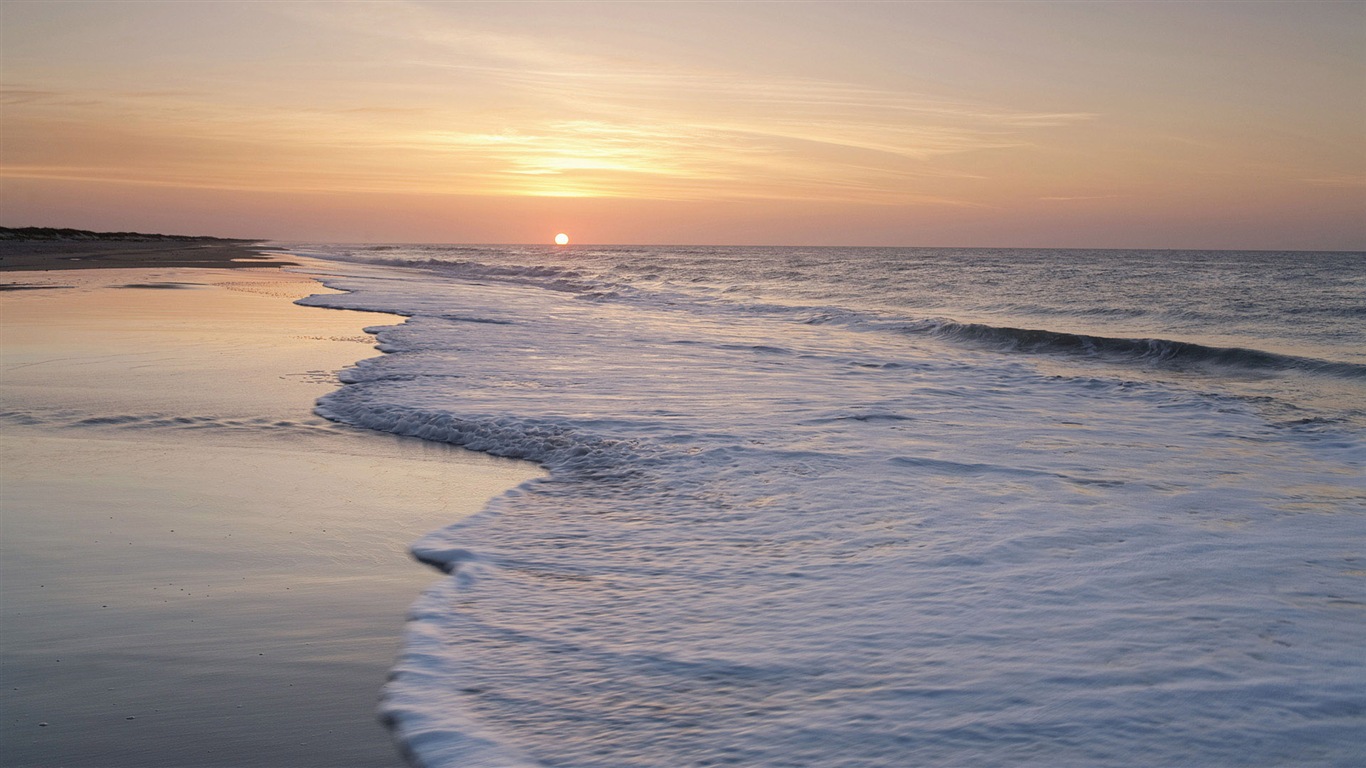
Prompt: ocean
<box><xmin>289</xmin><ymin>245</ymin><xmax>1365</xmax><ymax>767</ymax></box>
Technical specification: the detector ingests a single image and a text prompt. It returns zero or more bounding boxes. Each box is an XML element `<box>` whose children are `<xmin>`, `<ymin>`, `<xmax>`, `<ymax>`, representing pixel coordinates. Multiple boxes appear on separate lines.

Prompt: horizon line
<box><xmin>3</xmin><ymin>225</ymin><xmax>1361</xmax><ymax>254</ymax></box>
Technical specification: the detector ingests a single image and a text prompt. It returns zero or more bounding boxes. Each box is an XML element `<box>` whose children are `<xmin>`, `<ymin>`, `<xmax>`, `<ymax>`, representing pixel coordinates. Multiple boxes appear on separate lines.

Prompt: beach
<box><xmin>0</xmin><ymin>246</ymin><xmax>542</xmax><ymax>767</ymax></box>
<box><xmin>4</xmin><ymin>0</ymin><xmax>1360</xmax><ymax>763</ymax></box>
<box><xmin>4</xmin><ymin>240</ymin><xmax>1363</xmax><ymax>767</ymax></box>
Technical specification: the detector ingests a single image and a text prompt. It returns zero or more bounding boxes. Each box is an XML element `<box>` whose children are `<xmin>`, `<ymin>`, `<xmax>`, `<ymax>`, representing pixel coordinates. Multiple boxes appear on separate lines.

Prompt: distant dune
<box><xmin>0</xmin><ymin>226</ymin><xmax>246</xmax><ymax>242</ymax></box>
<box><xmin>0</xmin><ymin>229</ymin><xmax>285</xmax><ymax>271</ymax></box>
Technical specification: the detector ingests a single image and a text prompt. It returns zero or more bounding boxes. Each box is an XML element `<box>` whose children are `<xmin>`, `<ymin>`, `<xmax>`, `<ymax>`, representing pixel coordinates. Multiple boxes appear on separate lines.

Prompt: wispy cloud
<box><xmin>1301</xmin><ymin>175</ymin><xmax>1366</xmax><ymax>188</ymax></box>
<box><xmin>2</xmin><ymin>0</ymin><xmax>1094</xmax><ymax>205</ymax></box>
<box><xmin>0</xmin><ymin>88</ymin><xmax>61</xmax><ymax>105</ymax></box>
<box><xmin>264</xmin><ymin>0</ymin><xmax>1095</xmax><ymax>202</ymax></box>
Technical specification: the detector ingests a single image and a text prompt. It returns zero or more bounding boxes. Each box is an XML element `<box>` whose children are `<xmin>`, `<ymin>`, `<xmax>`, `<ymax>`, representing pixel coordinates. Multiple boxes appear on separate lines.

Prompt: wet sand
<box><xmin>0</xmin><ymin>239</ymin><xmax>293</xmax><ymax>272</ymax></box>
<box><xmin>0</xmin><ymin>256</ymin><xmax>542</xmax><ymax>766</ymax></box>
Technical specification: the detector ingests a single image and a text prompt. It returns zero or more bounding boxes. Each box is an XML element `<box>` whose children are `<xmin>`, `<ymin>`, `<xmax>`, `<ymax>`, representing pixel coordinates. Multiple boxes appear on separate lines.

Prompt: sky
<box><xmin>1</xmin><ymin>0</ymin><xmax>1363</xmax><ymax>249</ymax></box>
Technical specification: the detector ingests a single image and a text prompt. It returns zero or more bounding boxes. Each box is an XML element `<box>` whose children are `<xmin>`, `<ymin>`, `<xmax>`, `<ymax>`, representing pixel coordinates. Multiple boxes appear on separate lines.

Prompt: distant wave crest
<box><xmin>900</xmin><ymin>319</ymin><xmax>1366</xmax><ymax>378</ymax></box>
<box><xmin>308</xmin><ymin>247</ymin><xmax>1366</xmax><ymax>381</ymax></box>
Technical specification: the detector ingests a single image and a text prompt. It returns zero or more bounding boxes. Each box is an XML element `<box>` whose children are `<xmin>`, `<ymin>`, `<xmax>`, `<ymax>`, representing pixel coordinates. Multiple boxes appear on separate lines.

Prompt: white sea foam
<box><xmin>295</xmin><ymin>246</ymin><xmax>1366</xmax><ymax>767</ymax></box>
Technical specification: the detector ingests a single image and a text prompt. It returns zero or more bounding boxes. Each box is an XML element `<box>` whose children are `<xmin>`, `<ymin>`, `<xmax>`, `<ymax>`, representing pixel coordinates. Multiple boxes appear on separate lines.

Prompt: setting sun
<box><xmin>554</xmin><ymin>233</ymin><xmax>569</xmax><ymax>245</ymax></box>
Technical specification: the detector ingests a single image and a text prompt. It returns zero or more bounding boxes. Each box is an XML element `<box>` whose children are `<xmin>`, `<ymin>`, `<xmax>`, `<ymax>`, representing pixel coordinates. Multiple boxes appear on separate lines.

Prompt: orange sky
<box><xmin>2</xmin><ymin>1</ymin><xmax>1363</xmax><ymax>249</ymax></box>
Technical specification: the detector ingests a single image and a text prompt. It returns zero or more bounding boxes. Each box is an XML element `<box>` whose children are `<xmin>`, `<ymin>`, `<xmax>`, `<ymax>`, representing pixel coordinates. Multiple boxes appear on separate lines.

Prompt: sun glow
<box><xmin>554</xmin><ymin>233</ymin><xmax>569</xmax><ymax>245</ymax></box>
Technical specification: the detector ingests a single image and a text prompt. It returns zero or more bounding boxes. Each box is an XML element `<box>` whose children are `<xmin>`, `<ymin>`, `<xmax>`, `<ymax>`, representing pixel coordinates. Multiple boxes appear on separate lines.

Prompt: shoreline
<box><xmin>0</xmin><ymin>246</ymin><xmax>542</xmax><ymax>767</ymax></box>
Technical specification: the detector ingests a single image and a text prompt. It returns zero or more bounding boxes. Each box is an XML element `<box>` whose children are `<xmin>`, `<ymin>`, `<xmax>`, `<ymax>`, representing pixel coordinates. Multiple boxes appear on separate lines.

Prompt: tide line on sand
<box><xmin>0</xmin><ymin>253</ymin><xmax>540</xmax><ymax>768</ymax></box>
